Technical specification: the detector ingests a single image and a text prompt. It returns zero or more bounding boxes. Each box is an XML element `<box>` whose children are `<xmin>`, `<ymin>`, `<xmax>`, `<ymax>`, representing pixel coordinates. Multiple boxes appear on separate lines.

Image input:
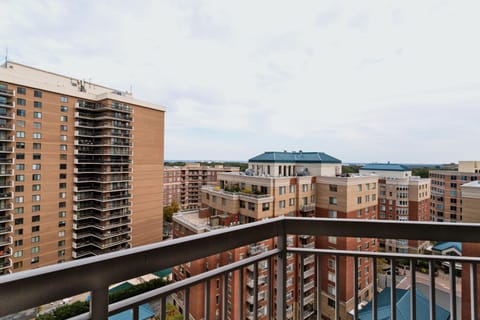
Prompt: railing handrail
<box><xmin>1</xmin><ymin>217</ymin><xmax>480</xmax><ymax>317</ymax></box>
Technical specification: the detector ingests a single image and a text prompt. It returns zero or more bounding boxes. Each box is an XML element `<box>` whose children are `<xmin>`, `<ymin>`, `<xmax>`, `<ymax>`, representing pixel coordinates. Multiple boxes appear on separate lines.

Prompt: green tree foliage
<box><xmin>342</xmin><ymin>165</ymin><xmax>361</xmax><ymax>174</ymax></box>
<box><xmin>163</xmin><ymin>200</ymin><xmax>180</xmax><ymax>223</ymax></box>
<box><xmin>412</xmin><ymin>167</ymin><xmax>430</xmax><ymax>178</ymax></box>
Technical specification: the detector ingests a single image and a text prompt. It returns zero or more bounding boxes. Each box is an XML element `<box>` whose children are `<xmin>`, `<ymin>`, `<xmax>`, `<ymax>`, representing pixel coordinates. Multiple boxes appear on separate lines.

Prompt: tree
<box><xmin>163</xmin><ymin>200</ymin><xmax>180</xmax><ymax>223</ymax></box>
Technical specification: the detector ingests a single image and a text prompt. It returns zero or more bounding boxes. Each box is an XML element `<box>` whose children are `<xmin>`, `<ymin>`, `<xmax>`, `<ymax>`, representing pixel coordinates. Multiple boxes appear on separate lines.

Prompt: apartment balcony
<box><xmin>0</xmin><ymin>214</ymin><xmax>12</xmax><ymax>223</ymax></box>
<box><xmin>72</xmin><ymin>236</ymin><xmax>131</xmax><ymax>250</ymax></box>
<box><xmin>0</xmin><ymin>203</ymin><xmax>12</xmax><ymax>212</ymax></box>
<box><xmin>73</xmin><ymin>211</ymin><xmax>131</xmax><ymax>221</ymax></box>
<box><xmin>0</xmin><ymin>258</ymin><xmax>11</xmax><ymax>270</ymax></box>
<box><xmin>73</xmin><ymin>227</ymin><xmax>132</xmax><ymax>241</ymax></box>
<box><xmin>0</xmin><ymin>248</ymin><xmax>11</xmax><ymax>258</ymax></box>
<box><xmin>0</xmin><ymin>226</ymin><xmax>12</xmax><ymax>235</ymax></box>
<box><xmin>300</xmin><ymin>204</ymin><xmax>316</xmax><ymax>212</ymax></box>
<box><xmin>0</xmin><ymin>135</ymin><xmax>13</xmax><ymax>142</ymax></box>
<box><xmin>0</xmin><ymin>124</ymin><xmax>14</xmax><ymax>131</ymax></box>
<box><xmin>0</xmin><ymin>192</ymin><xmax>12</xmax><ymax>200</ymax></box>
<box><xmin>0</xmin><ymin>236</ymin><xmax>11</xmax><ymax>246</ymax></box>
<box><xmin>73</xmin><ymin>218</ymin><xmax>131</xmax><ymax>231</ymax></box>
<box><xmin>0</xmin><ymin>87</ymin><xmax>14</xmax><ymax>97</ymax></box>
<box><xmin>1</xmin><ymin>217</ymin><xmax>480</xmax><ymax>320</ymax></box>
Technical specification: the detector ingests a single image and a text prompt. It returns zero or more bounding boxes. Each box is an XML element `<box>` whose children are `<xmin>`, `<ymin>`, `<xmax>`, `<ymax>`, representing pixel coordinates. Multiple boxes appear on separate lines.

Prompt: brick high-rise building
<box><xmin>430</xmin><ymin>161</ymin><xmax>480</xmax><ymax>222</ymax></box>
<box><xmin>172</xmin><ymin>151</ymin><xmax>378</xmax><ymax>320</ymax></box>
<box><xmin>360</xmin><ymin>164</ymin><xmax>430</xmax><ymax>253</ymax></box>
<box><xmin>0</xmin><ymin>61</ymin><xmax>164</xmax><ymax>275</ymax></box>
<box><xmin>163</xmin><ymin>163</ymin><xmax>239</xmax><ymax>209</ymax></box>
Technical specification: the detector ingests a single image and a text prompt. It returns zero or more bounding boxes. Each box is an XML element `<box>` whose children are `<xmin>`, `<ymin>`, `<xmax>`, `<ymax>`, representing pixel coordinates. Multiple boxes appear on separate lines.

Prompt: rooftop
<box><xmin>248</xmin><ymin>151</ymin><xmax>341</xmax><ymax>163</ymax></box>
<box><xmin>361</xmin><ymin>163</ymin><xmax>411</xmax><ymax>172</ymax></box>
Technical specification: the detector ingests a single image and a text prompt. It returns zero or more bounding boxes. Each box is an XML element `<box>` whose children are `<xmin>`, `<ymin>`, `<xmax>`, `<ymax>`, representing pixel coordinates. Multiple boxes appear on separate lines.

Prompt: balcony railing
<box><xmin>1</xmin><ymin>217</ymin><xmax>480</xmax><ymax>320</ymax></box>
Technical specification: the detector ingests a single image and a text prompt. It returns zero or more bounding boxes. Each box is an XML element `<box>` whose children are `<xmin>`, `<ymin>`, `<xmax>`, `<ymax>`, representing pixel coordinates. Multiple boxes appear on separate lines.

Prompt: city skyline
<box><xmin>1</xmin><ymin>1</ymin><xmax>479</xmax><ymax>163</ymax></box>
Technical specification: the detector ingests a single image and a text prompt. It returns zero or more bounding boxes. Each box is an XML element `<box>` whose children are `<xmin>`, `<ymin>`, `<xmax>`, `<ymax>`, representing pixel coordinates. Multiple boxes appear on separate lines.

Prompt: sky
<box><xmin>1</xmin><ymin>0</ymin><xmax>479</xmax><ymax>164</ymax></box>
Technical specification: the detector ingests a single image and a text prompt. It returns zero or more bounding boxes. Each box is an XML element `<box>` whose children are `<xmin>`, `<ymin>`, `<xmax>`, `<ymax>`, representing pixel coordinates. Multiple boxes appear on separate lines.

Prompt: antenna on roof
<box><xmin>4</xmin><ymin>47</ymin><xmax>8</xmax><ymax>67</ymax></box>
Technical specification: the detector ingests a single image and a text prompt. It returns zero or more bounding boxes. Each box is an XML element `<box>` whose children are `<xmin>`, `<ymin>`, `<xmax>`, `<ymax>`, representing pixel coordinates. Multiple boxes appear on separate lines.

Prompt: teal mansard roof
<box><xmin>248</xmin><ymin>151</ymin><xmax>341</xmax><ymax>164</ymax></box>
<box><xmin>361</xmin><ymin>163</ymin><xmax>410</xmax><ymax>172</ymax></box>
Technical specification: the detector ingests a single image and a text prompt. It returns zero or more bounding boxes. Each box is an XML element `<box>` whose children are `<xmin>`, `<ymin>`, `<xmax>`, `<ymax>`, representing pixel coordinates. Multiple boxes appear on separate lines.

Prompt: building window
<box><xmin>357</xmin><ymin>184</ymin><xmax>363</xmax><ymax>192</ymax></box>
<box><xmin>59</xmin><ymin>192</ymin><xmax>66</xmax><ymax>199</ymax></box>
<box><xmin>32</xmin><ymin>174</ymin><xmax>41</xmax><ymax>181</ymax></box>
<box><xmin>17</xmin><ymin>87</ymin><xmax>26</xmax><ymax>95</ymax></box>
<box><xmin>13</xmin><ymin>250</ymin><xmax>23</xmax><ymax>258</ymax></box>
<box><xmin>14</xmin><ymin>240</ymin><xmax>23</xmax><ymax>247</ymax></box>
<box><xmin>60</xmin><ymin>135</ymin><xmax>67</xmax><ymax>141</ymax></box>
<box><xmin>279</xmin><ymin>186</ymin><xmax>286</xmax><ymax>195</ymax></box>
<box><xmin>59</xmin><ymin>202</ymin><xmax>66</xmax><ymax>208</ymax></box>
<box><xmin>32</xmin><ymin>226</ymin><xmax>40</xmax><ymax>232</ymax></box>
<box><xmin>33</xmin><ymin>101</ymin><xmax>42</xmax><ymax>108</ymax></box>
<box><xmin>279</xmin><ymin>200</ymin><xmax>286</xmax><ymax>208</ymax></box>
<box><xmin>357</xmin><ymin>196</ymin><xmax>362</xmax><ymax>204</ymax></box>
<box><xmin>60</xmin><ymin>144</ymin><xmax>67</xmax><ymax>151</ymax></box>
<box><xmin>16</xmin><ymin>142</ymin><xmax>25</xmax><ymax>149</ymax></box>
<box><xmin>16</xmin><ymin>120</ymin><xmax>25</xmax><ymax>127</ymax></box>
<box><xmin>302</xmin><ymin>184</ymin><xmax>308</xmax><ymax>192</ymax></box>
<box><xmin>33</xmin><ymin>143</ymin><xmax>41</xmax><ymax>149</ymax></box>
<box><xmin>15</xmin><ymin>196</ymin><xmax>24</xmax><ymax>203</ymax></box>
<box><xmin>33</xmin><ymin>122</ymin><xmax>41</xmax><ymax>129</ymax></box>
<box><xmin>58</xmin><ymin>250</ymin><xmax>66</xmax><ymax>257</ymax></box>
<box><xmin>328</xmin><ymin>236</ymin><xmax>337</xmax><ymax>244</ymax></box>
<box><xmin>60</xmin><ymin>115</ymin><xmax>68</xmax><ymax>122</ymax></box>
<box><xmin>16</xmin><ymin>99</ymin><xmax>26</xmax><ymax>106</ymax></box>
<box><xmin>31</xmin><ymin>257</ymin><xmax>40</xmax><ymax>264</ymax></box>
<box><xmin>59</xmin><ymin>163</ymin><xmax>67</xmax><ymax>170</ymax></box>
<box><xmin>59</xmin><ymin>173</ymin><xmax>66</xmax><ymax>179</ymax></box>
<box><xmin>32</xmin><ymin>195</ymin><xmax>41</xmax><ymax>202</ymax></box>
<box><xmin>14</xmin><ymin>207</ymin><xmax>24</xmax><ymax>214</ymax></box>
<box><xmin>16</xmin><ymin>153</ymin><xmax>24</xmax><ymax>160</ymax></box>
<box><xmin>328</xmin><ymin>210</ymin><xmax>337</xmax><ymax>218</ymax></box>
<box><xmin>16</xmin><ymin>131</ymin><xmax>25</xmax><ymax>138</ymax></box>
<box><xmin>32</xmin><ymin>164</ymin><xmax>41</xmax><ymax>170</ymax></box>
<box><xmin>59</xmin><ymin>182</ymin><xmax>66</xmax><ymax>189</ymax></box>
<box><xmin>31</xmin><ymin>246</ymin><xmax>40</xmax><ymax>254</ymax></box>
<box><xmin>329</xmin><ymin>197</ymin><xmax>337</xmax><ymax>205</ymax></box>
<box><xmin>32</xmin><ymin>205</ymin><xmax>41</xmax><ymax>212</ymax></box>
<box><xmin>33</xmin><ymin>153</ymin><xmax>41</xmax><ymax>160</ymax></box>
<box><xmin>15</xmin><ymin>185</ymin><xmax>24</xmax><ymax>192</ymax></box>
<box><xmin>58</xmin><ymin>231</ymin><xmax>65</xmax><ymax>237</ymax></box>
<box><xmin>58</xmin><ymin>240</ymin><xmax>65</xmax><ymax>247</ymax></box>
<box><xmin>32</xmin><ymin>184</ymin><xmax>41</xmax><ymax>191</ymax></box>
<box><xmin>15</xmin><ymin>164</ymin><xmax>24</xmax><ymax>171</ymax></box>
<box><xmin>58</xmin><ymin>211</ymin><xmax>66</xmax><ymax>218</ymax></box>
<box><xmin>33</xmin><ymin>132</ymin><xmax>42</xmax><ymax>139</ymax></box>
<box><xmin>329</xmin><ymin>184</ymin><xmax>338</xmax><ymax>192</ymax></box>
<box><xmin>15</xmin><ymin>174</ymin><xmax>25</xmax><ymax>182</ymax></box>
<box><xmin>14</xmin><ymin>218</ymin><xmax>24</xmax><ymax>225</ymax></box>
<box><xmin>34</xmin><ymin>90</ymin><xmax>42</xmax><ymax>98</ymax></box>
<box><xmin>58</xmin><ymin>220</ymin><xmax>66</xmax><ymax>227</ymax></box>
<box><xmin>60</xmin><ymin>96</ymin><xmax>68</xmax><ymax>103</ymax></box>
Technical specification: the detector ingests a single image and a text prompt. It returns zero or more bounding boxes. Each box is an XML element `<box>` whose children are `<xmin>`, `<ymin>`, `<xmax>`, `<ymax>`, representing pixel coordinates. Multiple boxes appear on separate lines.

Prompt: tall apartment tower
<box><xmin>430</xmin><ymin>161</ymin><xmax>480</xmax><ymax>222</ymax></box>
<box><xmin>0</xmin><ymin>61</ymin><xmax>164</xmax><ymax>275</ymax></box>
<box><xmin>315</xmin><ymin>174</ymin><xmax>378</xmax><ymax>319</ymax></box>
<box><xmin>359</xmin><ymin>164</ymin><xmax>430</xmax><ymax>253</ymax></box>
<box><xmin>172</xmin><ymin>151</ymin><xmax>379</xmax><ymax>320</ymax></box>
<box><xmin>163</xmin><ymin>163</ymin><xmax>239</xmax><ymax>209</ymax></box>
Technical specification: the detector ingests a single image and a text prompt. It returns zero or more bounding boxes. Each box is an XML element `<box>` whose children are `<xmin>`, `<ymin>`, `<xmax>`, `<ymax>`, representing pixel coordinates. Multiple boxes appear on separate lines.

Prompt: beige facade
<box><xmin>163</xmin><ymin>164</ymin><xmax>239</xmax><ymax>209</ymax></box>
<box><xmin>458</xmin><ymin>161</ymin><xmax>480</xmax><ymax>173</ymax></box>
<box><xmin>0</xmin><ymin>61</ymin><xmax>164</xmax><ymax>275</ymax></box>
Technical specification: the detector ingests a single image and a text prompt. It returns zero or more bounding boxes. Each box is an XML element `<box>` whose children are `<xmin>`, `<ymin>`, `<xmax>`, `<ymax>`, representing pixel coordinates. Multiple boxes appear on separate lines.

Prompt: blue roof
<box><xmin>109</xmin><ymin>304</ymin><xmax>154</xmax><ymax>320</ymax></box>
<box><xmin>361</xmin><ymin>163</ymin><xmax>410</xmax><ymax>172</ymax></box>
<box><xmin>433</xmin><ymin>242</ymin><xmax>462</xmax><ymax>253</ymax></box>
<box><xmin>248</xmin><ymin>151</ymin><xmax>341</xmax><ymax>163</ymax></box>
<box><xmin>358</xmin><ymin>288</ymin><xmax>450</xmax><ymax>320</ymax></box>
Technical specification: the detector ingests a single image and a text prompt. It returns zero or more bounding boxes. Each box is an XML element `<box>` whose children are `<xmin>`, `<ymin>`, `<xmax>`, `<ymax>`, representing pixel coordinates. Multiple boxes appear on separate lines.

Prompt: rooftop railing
<box><xmin>0</xmin><ymin>217</ymin><xmax>479</xmax><ymax>320</ymax></box>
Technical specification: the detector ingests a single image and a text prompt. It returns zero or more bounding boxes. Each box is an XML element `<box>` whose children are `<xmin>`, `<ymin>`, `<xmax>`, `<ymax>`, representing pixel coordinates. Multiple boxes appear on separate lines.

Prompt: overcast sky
<box><xmin>1</xmin><ymin>1</ymin><xmax>479</xmax><ymax>163</ymax></box>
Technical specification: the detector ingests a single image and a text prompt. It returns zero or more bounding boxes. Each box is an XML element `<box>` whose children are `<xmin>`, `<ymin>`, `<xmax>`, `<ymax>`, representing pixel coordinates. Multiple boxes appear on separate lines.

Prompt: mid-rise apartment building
<box><xmin>0</xmin><ymin>61</ymin><xmax>164</xmax><ymax>275</ymax></box>
<box><xmin>163</xmin><ymin>163</ymin><xmax>239</xmax><ymax>209</ymax></box>
<box><xmin>430</xmin><ymin>161</ymin><xmax>480</xmax><ymax>222</ymax></box>
<box><xmin>172</xmin><ymin>151</ymin><xmax>377</xmax><ymax>320</ymax></box>
<box><xmin>460</xmin><ymin>180</ymin><xmax>480</xmax><ymax>320</ymax></box>
<box><xmin>360</xmin><ymin>164</ymin><xmax>430</xmax><ymax>253</ymax></box>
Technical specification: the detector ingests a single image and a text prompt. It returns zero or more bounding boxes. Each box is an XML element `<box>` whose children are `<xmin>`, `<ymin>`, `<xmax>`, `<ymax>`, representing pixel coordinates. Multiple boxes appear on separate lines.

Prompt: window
<box><xmin>60</xmin><ymin>96</ymin><xmax>68</xmax><ymax>103</ymax></box>
<box><xmin>16</xmin><ymin>120</ymin><xmax>25</xmax><ymax>127</ymax></box>
<box><xmin>31</xmin><ymin>246</ymin><xmax>40</xmax><ymax>253</ymax></box>
<box><xmin>14</xmin><ymin>229</ymin><xmax>23</xmax><ymax>236</ymax></box>
<box><xmin>32</xmin><ymin>164</ymin><xmax>41</xmax><ymax>170</ymax></box>
<box><xmin>59</xmin><ymin>192</ymin><xmax>66</xmax><ymax>199</ymax></box>
<box><xmin>279</xmin><ymin>200</ymin><xmax>286</xmax><ymax>208</ymax></box>
<box><xmin>14</xmin><ymin>239</ymin><xmax>23</xmax><ymax>247</ymax></box>
<box><xmin>17</xmin><ymin>87</ymin><xmax>26</xmax><ymax>94</ymax></box>
<box><xmin>357</xmin><ymin>196</ymin><xmax>362</xmax><ymax>204</ymax></box>
<box><xmin>16</xmin><ymin>142</ymin><xmax>25</xmax><ymax>149</ymax></box>
<box><xmin>329</xmin><ymin>184</ymin><xmax>338</xmax><ymax>192</ymax></box>
<box><xmin>60</xmin><ymin>154</ymin><xmax>67</xmax><ymax>160</ymax></box>
<box><xmin>328</xmin><ymin>210</ymin><xmax>337</xmax><ymax>218</ymax></box>
<box><xmin>59</xmin><ymin>202</ymin><xmax>66</xmax><ymax>208</ymax></box>
<box><xmin>58</xmin><ymin>231</ymin><xmax>65</xmax><ymax>237</ymax></box>
<box><xmin>60</xmin><ymin>135</ymin><xmax>67</xmax><ymax>141</ymax></box>
<box><xmin>15</xmin><ymin>174</ymin><xmax>24</xmax><ymax>182</ymax></box>
<box><xmin>58</xmin><ymin>211</ymin><xmax>66</xmax><ymax>218</ymax></box>
<box><xmin>15</xmin><ymin>197</ymin><xmax>24</xmax><ymax>204</ymax></box>
<box><xmin>16</xmin><ymin>99</ymin><xmax>26</xmax><ymax>106</ymax></box>
<box><xmin>33</xmin><ymin>153</ymin><xmax>41</xmax><ymax>160</ymax></box>
<box><xmin>14</xmin><ymin>207</ymin><xmax>24</xmax><ymax>214</ymax></box>
<box><xmin>365</xmin><ymin>195</ymin><xmax>370</xmax><ymax>202</ymax></box>
<box><xmin>15</xmin><ymin>164</ymin><xmax>24</xmax><ymax>170</ymax></box>
<box><xmin>33</xmin><ymin>132</ymin><xmax>42</xmax><ymax>139</ymax></box>
<box><xmin>58</xmin><ymin>250</ymin><xmax>66</xmax><ymax>257</ymax></box>
<box><xmin>58</xmin><ymin>240</ymin><xmax>65</xmax><ymax>247</ymax></box>
<box><xmin>329</xmin><ymin>197</ymin><xmax>337</xmax><ymax>205</ymax></box>
<box><xmin>357</xmin><ymin>184</ymin><xmax>363</xmax><ymax>192</ymax></box>
<box><xmin>15</xmin><ymin>185</ymin><xmax>24</xmax><ymax>192</ymax></box>
<box><xmin>15</xmin><ymin>218</ymin><xmax>24</xmax><ymax>225</ymax></box>
<box><xmin>328</xmin><ymin>236</ymin><xmax>337</xmax><ymax>244</ymax></box>
<box><xmin>33</xmin><ymin>122</ymin><xmax>41</xmax><ymax>129</ymax></box>
<box><xmin>279</xmin><ymin>186</ymin><xmax>286</xmax><ymax>195</ymax></box>
<box><xmin>32</xmin><ymin>184</ymin><xmax>41</xmax><ymax>191</ymax></box>
<box><xmin>13</xmin><ymin>250</ymin><xmax>23</xmax><ymax>258</ymax></box>
<box><xmin>32</xmin><ymin>174</ymin><xmax>41</xmax><ymax>181</ymax></box>
<box><xmin>59</xmin><ymin>163</ymin><xmax>67</xmax><ymax>170</ymax></box>
<box><xmin>289</xmin><ymin>185</ymin><xmax>295</xmax><ymax>193</ymax></box>
<box><xmin>33</xmin><ymin>143</ymin><xmax>41</xmax><ymax>150</ymax></box>
<box><xmin>302</xmin><ymin>184</ymin><xmax>308</xmax><ymax>192</ymax></box>
<box><xmin>32</xmin><ymin>195</ymin><xmax>41</xmax><ymax>201</ymax></box>
<box><xmin>60</xmin><ymin>115</ymin><xmax>68</xmax><ymax>122</ymax></box>
<box><xmin>60</xmin><ymin>125</ymin><xmax>68</xmax><ymax>131</ymax></box>
<box><xmin>34</xmin><ymin>90</ymin><xmax>42</xmax><ymax>98</ymax></box>
<box><xmin>32</xmin><ymin>205</ymin><xmax>41</xmax><ymax>212</ymax></box>
<box><xmin>33</xmin><ymin>102</ymin><xmax>42</xmax><ymax>108</ymax></box>
<box><xmin>16</xmin><ymin>131</ymin><xmax>25</xmax><ymax>138</ymax></box>
<box><xmin>16</xmin><ymin>153</ymin><xmax>24</xmax><ymax>159</ymax></box>
<box><xmin>31</xmin><ymin>257</ymin><xmax>40</xmax><ymax>264</ymax></box>
<box><xmin>58</xmin><ymin>221</ymin><xmax>66</xmax><ymax>227</ymax></box>
<box><xmin>59</xmin><ymin>182</ymin><xmax>66</xmax><ymax>189</ymax></box>
<box><xmin>32</xmin><ymin>226</ymin><xmax>40</xmax><ymax>232</ymax></box>
<box><xmin>60</xmin><ymin>144</ymin><xmax>67</xmax><ymax>151</ymax></box>
<box><xmin>59</xmin><ymin>173</ymin><xmax>66</xmax><ymax>179</ymax></box>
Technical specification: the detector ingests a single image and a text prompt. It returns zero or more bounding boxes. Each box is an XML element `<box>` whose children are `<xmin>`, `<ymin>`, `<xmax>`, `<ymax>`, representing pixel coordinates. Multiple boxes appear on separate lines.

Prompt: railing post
<box><xmin>299</xmin><ymin>254</ymin><xmax>304</xmax><ymax>320</ymax></box>
<box><xmin>372</xmin><ymin>258</ymin><xmax>377</xmax><ymax>320</ymax></box>
<box><xmin>316</xmin><ymin>254</ymin><xmax>322</xmax><ymax>320</ymax></box>
<box><xmin>410</xmin><ymin>259</ymin><xmax>416</xmax><ymax>320</ymax></box>
<box><xmin>449</xmin><ymin>259</ymin><xmax>457</xmax><ymax>320</ymax></box>
<box><xmin>471</xmin><ymin>263</ymin><xmax>478</xmax><ymax>320</ymax></box>
<box><xmin>353</xmin><ymin>256</ymin><xmax>359</xmax><ymax>320</ymax></box>
<box><xmin>390</xmin><ymin>258</ymin><xmax>396</xmax><ymax>320</ymax></box>
<box><xmin>275</xmin><ymin>231</ymin><xmax>286</xmax><ymax>320</ymax></box>
<box><xmin>90</xmin><ymin>286</ymin><xmax>109</xmax><ymax>319</ymax></box>
<box><xmin>429</xmin><ymin>260</ymin><xmax>436</xmax><ymax>320</ymax></box>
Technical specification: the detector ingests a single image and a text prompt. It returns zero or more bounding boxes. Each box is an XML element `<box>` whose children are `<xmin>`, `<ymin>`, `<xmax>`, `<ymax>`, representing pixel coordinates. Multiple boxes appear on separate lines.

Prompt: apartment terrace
<box><xmin>0</xmin><ymin>217</ymin><xmax>479</xmax><ymax>320</ymax></box>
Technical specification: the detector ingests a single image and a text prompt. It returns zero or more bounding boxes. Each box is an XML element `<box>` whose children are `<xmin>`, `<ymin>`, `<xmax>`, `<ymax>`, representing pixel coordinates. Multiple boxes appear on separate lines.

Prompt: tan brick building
<box><xmin>172</xmin><ymin>151</ymin><xmax>378</xmax><ymax>320</ymax></box>
<box><xmin>163</xmin><ymin>163</ymin><xmax>239</xmax><ymax>209</ymax></box>
<box><xmin>0</xmin><ymin>61</ymin><xmax>164</xmax><ymax>275</ymax></box>
<box><xmin>360</xmin><ymin>164</ymin><xmax>430</xmax><ymax>253</ymax></box>
<box><xmin>430</xmin><ymin>161</ymin><xmax>480</xmax><ymax>222</ymax></box>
